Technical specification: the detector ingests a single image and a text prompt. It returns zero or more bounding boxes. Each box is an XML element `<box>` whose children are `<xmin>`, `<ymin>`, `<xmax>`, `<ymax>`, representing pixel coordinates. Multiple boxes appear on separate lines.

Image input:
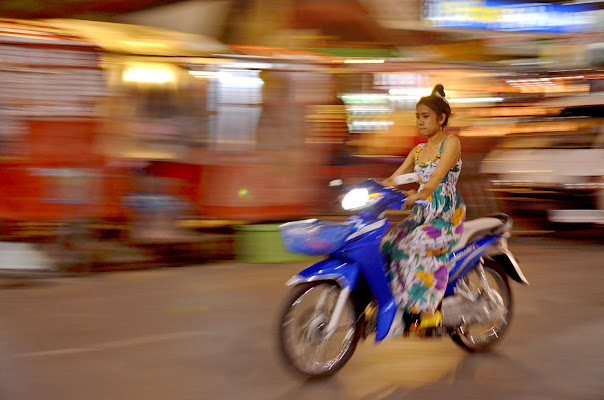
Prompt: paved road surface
<box><xmin>0</xmin><ymin>235</ymin><xmax>602</xmax><ymax>400</ymax></box>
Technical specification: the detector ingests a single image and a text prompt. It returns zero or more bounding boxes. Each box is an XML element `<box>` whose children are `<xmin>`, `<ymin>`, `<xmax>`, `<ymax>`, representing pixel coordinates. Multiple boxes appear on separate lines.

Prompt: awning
<box><xmin>45</xmin><ymin>18</ymin><xmax>229</xmax><ymax>56</ymax></box>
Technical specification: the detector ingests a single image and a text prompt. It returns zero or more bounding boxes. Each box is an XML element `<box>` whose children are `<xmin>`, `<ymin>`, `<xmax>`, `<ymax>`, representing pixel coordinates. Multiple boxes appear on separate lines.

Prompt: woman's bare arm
<box><xmin>382</xmin><ymin>147</ymin><xmax>417</xmax><ymax>186</ymax></box>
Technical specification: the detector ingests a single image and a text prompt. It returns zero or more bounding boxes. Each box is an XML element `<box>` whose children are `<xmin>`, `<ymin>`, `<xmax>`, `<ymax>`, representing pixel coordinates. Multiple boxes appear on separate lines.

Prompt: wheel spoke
<box><xmin>310</xmin><ymin>337</ymin><xmax>328</xmax><ymax>367</ymax></box>
<box><xmin>331</xmin><ymin>324</ymin><xmax>353</xmax><ymax>334</ymax></box>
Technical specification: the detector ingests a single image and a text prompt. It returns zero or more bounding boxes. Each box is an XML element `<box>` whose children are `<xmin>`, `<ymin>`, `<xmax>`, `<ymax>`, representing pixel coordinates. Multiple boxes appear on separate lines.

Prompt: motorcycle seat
<box><xmin>451</xmin><ymin>217</ymin><xmax>503</xmax><ymax>252</ymax></box>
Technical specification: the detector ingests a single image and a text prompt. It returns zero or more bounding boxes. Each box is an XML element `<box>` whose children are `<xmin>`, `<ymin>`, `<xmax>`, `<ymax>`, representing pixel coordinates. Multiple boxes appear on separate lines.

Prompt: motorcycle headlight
<box><xmin>341</xmin><ymin>188</ymin><xmax>383</xmax><ymax>211</ymax></box>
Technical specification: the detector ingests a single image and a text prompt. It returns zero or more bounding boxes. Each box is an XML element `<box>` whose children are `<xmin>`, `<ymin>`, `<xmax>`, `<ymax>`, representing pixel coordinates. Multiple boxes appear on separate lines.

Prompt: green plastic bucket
<box><xmin>234</xmin><ymin>224</ymin><xmax>319</xmax><ymax>263</ymax></box>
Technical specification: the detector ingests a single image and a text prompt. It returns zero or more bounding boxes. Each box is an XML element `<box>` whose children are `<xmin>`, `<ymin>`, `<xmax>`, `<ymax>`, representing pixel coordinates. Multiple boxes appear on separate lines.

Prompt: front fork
<box><xmin>309</xmin><ymin>284</ymin><xmax>351</xmax><ymax>340</ymax></box>
<box><xmin>322</xmin><ymin>287</ymin><xmax>351</xmax><ymax>339</ymax></box>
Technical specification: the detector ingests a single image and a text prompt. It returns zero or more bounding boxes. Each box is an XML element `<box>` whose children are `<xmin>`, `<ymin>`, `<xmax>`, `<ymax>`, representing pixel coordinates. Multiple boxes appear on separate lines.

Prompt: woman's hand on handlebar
<box><xmin>382</xmin><ymin>177</ymin><xmax>395</xmax><ymax>187</ymax></box>
<box><xmin>405</xmin><ymin>190</ymin><xmax>427</xmax><ymax>208</ymax></box>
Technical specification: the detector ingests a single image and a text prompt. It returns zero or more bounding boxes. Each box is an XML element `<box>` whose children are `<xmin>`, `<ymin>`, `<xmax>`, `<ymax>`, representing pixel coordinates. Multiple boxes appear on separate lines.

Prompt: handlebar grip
<box><xmin>394</xmin><ymin>173</ymin><xmax>419</xmax><ymax>186</ymax></box>
<box><xmin>401</xmin><ymin>198</ymin><xmax>428</xmax><ymax>209</ymax></box>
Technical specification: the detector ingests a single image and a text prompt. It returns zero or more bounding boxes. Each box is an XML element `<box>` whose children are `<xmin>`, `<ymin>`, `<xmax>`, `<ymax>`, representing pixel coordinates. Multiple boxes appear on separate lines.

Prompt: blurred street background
<box><xmin>0</xmin><ymin>0</ymin><xmax>602</xmax><ymax>271</ymax></box>
<box><xmin>0</xmin><ymin>0</ymin><xmax>601</xmax><ymax>399</ymax></box>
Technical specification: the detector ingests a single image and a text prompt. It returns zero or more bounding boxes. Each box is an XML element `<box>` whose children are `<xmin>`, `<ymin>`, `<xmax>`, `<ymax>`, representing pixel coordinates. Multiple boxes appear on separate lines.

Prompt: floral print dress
<box><xmin>381</xmin><ymin>136</ymin><xmax>466</xmax><ymax>313</ymax></box>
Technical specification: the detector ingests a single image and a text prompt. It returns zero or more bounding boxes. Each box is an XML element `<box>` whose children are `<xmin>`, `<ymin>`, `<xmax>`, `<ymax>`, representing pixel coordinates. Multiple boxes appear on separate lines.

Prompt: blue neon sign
<box><xmin>421</xmin><ymin>0</ymin><xmax>598</xmax><ymax>33</ymax></box>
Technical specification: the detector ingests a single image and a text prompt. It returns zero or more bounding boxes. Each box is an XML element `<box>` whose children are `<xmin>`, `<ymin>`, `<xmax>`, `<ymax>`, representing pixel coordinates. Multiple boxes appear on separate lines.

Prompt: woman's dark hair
<box><xmin>417</xmin><ymin>84</ymin><xmax>452</xmax><ymax>128</ymax></box>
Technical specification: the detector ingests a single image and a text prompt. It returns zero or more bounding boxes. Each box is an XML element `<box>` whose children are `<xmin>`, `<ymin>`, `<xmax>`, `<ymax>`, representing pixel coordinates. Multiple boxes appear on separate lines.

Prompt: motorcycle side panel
<box><xmin>374</xmin><ymin>298</ymin><xmax>397</xmax><ymax>342</ymax></box>
<box><xmin>341</xmin><ymin>222</ymin><xmax>397</xmax><ymax>342</ymax></box>
<box><xmin>445</xmin><ymin>235</ymin><xmax>500</xmax><ymax>296</ymax></box>
<box><xmin>341</xmin><ymin>224</ymin><xmax>392</xmax><ymax>305</ymax></box>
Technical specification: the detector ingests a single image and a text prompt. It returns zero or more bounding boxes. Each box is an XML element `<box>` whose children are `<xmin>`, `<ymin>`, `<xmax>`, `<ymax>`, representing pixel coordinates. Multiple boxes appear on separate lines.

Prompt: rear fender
<box><xmin>486</xmin><ymin>236</ymin><xmax>529</xmax><ymax>285</ymax></box>
<box><xmin>489</xmin><ymin>250</ymin><xmax>529</xmax><ymax>285</ymax></box>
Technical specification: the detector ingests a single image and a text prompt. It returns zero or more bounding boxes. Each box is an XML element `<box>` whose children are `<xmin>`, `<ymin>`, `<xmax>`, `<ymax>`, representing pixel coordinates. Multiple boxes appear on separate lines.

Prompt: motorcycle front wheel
<box><xmin>450</xmin><ymin>261</ymin><xmax>512</xmax><ymax>352</ymax></box>
<box><xmin>278</xmin><ymin>281</ymin><xmax>361</xmax><ymax>379</ymax></box>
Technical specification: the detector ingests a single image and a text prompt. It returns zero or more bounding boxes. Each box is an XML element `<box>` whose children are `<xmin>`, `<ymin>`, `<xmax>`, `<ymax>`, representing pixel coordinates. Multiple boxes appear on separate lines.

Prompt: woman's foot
<box><xmin>418</xmin><ymin>310</ymin><xmax>443</xmax><ymax>329</ymax></box>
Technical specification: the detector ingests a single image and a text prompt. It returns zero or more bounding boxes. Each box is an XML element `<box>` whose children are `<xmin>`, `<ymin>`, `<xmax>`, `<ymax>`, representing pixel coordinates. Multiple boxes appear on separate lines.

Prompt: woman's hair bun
<box><xmin>418</xmin><ymin>83</ymin><xmax>451</xmax><ymax>127</ymax></box>
<box><xmin>432</xmin><ymin>84</ymin><xmax>446</xmax><ymax>98</ymax></box>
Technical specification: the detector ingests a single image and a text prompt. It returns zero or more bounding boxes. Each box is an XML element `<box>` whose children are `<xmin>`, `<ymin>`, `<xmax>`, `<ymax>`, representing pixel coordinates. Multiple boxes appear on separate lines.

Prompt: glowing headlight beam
<box><xmin>342</xmin><ymin>188</ymin><xmax>369</xmax><ymax>211</ymax></box>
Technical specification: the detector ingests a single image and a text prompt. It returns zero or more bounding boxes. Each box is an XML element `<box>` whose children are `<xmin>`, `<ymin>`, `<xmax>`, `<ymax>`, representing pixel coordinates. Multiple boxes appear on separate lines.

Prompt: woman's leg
<box><xmin>396</xmin><ymin>222</ymin><xmax>454</xmax><ymax>315</ymax></box>
<box><xmin>383</xmin><ymin>219</ymin><xmax>419</xmax><ymax>307</ymax></box>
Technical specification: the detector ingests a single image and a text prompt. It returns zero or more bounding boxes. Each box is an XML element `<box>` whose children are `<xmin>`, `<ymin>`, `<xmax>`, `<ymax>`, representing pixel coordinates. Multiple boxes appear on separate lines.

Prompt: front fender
<box><xmin>286</xmin><ymin>257</ymin><xmax>397</xmax><ymax>343</ymax></box>
<box><xmin>286</xmin><ymin>258</ymin><xmax>360</xmax><ymax>290</ymax></box>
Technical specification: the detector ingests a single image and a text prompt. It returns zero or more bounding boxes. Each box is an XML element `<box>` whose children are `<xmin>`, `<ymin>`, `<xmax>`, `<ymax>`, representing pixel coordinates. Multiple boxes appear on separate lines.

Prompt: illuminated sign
<box><xmin>421</xmin><ymin>0</ymin><xmax>598</xmax><ymax>33</ymax></box>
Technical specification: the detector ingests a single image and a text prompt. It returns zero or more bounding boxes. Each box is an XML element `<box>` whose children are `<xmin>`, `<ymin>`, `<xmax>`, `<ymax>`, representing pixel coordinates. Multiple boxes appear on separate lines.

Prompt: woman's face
<box><xmin>416</xmin><ymin>103</ymin><xmax>445</xmax><ymax>137</ymax></box>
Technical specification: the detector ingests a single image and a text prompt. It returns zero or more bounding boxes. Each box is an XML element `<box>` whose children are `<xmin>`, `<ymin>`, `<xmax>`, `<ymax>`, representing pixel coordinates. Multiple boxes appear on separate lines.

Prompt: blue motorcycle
<box><xmin>277</xmin><ymin>173</ymin><xmax>528</xmax><ymax>378</ymax></box>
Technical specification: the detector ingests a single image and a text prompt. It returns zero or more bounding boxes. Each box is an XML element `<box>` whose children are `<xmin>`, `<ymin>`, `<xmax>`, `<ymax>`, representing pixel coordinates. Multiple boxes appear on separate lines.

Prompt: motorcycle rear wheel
<box><xmin>278</xmin><ymin>281</ymin><xmax>361</xmax><ymax>379</ymax></box>
<box><xmin>450</xmin><ymin>261</ymin><xmax>512</xmax><ymax>352</ymax></box>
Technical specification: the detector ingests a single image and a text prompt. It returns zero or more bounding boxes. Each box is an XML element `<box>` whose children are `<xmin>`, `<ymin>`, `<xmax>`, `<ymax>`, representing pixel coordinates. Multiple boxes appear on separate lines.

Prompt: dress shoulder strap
<box><xmin>437</xmin><ymin>135</ymin><xmax>453</xmax><ymax>155</ymax></box>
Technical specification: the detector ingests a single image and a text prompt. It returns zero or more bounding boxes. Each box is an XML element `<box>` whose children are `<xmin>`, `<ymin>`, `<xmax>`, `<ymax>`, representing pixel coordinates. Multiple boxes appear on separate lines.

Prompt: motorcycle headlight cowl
<box><xmin>341</xmin><ymin>188</ymin><xmax>383</xmax><ymax>211</ymax></box>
